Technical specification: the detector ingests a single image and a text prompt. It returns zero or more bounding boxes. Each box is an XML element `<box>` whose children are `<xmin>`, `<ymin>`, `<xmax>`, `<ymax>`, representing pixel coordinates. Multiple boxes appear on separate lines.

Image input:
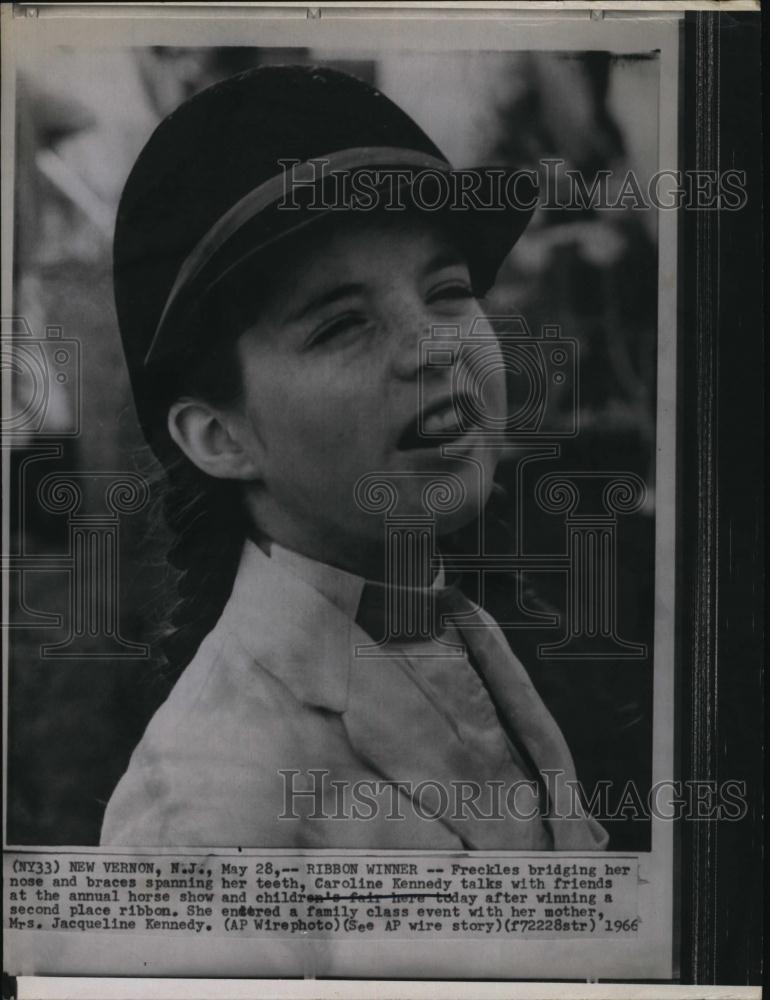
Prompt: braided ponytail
<box><xmin>155</xmin><ymin>450</ymin><xmax>247</xmax><ymax>683</ymax></box>
<box><xmin>147</xmin><ymin>279</ymin><xmax>255</xmax><ymax>684</ymax></box>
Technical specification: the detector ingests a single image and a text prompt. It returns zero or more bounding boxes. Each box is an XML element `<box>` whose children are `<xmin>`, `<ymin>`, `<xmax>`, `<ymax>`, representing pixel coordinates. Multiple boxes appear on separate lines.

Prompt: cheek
<box><xmin>243</xmin><ymin>371</ymin><xmax>381</xmax><ymax>477</ymax></box>
<box><xmin>240</xmin><ymin>358</ymin><xmax>324</xmax><ymax>443</ymax></box>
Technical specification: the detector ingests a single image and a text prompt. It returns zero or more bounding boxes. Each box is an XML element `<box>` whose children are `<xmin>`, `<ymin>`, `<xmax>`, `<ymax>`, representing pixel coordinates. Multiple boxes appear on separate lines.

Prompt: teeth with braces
<box><xmin>422</xmin><ymin>404</ymin><xmax>463</xmax><ymax>435</ymax></box>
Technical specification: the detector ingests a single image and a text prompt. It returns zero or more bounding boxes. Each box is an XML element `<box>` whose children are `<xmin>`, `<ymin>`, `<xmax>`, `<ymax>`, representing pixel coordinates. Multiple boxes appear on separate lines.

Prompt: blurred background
<box><xmin>6</xmin><ymin>45</ymin><xmax>658</xmax><ymax>848</ymax></box>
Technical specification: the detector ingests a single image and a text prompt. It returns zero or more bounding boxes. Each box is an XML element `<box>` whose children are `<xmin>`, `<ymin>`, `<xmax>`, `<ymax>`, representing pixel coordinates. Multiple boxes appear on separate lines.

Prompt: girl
<box><xmin>101</xmin><ymin>64</ymin><xmax>606</xmax><ymax>851</ymax></box>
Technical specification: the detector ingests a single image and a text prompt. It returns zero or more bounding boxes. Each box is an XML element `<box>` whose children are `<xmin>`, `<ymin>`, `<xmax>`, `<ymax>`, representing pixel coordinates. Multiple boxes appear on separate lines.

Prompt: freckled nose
<box><xmin>389</xmin><ymin>308</ymin><xmax>433</xmax><ymax>381</ymax></box>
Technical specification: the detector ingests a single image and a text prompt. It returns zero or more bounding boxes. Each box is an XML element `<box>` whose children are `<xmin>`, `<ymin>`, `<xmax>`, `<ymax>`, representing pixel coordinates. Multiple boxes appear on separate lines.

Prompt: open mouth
<box><xmin>397</xmin><ymin>394</ymin><xmax>475</xmax><ymax>450</ymax></box>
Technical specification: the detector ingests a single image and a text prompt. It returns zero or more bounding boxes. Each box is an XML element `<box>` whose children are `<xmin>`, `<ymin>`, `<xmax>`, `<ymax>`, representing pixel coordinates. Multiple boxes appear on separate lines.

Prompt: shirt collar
<box><xmin>266</xmin><ymin>542</ymin><xmax>366</xmax><ymax>619</ymax></box>
<box><xmin>265</xmin><ymin>540</ymin><xmax>447</xmax><ymax>628</ymax></box>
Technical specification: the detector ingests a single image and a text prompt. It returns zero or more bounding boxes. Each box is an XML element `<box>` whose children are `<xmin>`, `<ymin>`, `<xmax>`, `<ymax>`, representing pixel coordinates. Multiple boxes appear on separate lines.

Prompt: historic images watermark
<box><xmin>1</xmin><ymin>317</ymin><xmax>81</xmax><ymax>439</ymax></box>
<box><xmin>1</xmin><ymin>316</ymin><xmax>150</xmax><ymax>658</ymax></box>
<box><xmin>352</xmin><ymin>313</ymin><xmax>648</xmax><ymax>658</ymax></box>
<box><xmin>279</xmin><ymin>770</ymin><xmax>749</xmax><ymax>825</ymax></box>
<box><xmin>276</xmin><ymin>156</ymin><xmax>748</xmax><ymax>213</ymax></box>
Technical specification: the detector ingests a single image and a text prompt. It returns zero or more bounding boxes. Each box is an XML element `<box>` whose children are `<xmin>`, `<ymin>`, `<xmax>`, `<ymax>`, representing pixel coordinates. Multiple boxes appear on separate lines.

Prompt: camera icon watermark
<box><xmin>1</xmin><ymin>316</ymin><xmax>81</xmax><ymax>439</ymax></box>
<box><xmin>419</xmin><ymin>316</ymin><xmax>578</xmax><ymax>442</ymax></box>
<box><xmin>351</xmin><ymin>310</ymin><xmax>646</xmax><ymax>659</ymax></box>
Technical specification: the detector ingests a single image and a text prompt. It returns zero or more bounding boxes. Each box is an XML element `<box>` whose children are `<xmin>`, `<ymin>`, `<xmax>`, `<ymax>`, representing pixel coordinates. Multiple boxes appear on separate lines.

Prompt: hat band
<box><xmin>145</xmin><ymin>145</ymin><xmax>451</xmax><ymax>365</ymax></box>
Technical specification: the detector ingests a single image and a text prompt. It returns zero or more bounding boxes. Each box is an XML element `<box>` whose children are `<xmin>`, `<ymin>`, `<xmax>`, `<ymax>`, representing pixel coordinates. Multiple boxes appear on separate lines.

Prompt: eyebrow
<box><xmin>421</xmin><ymin>247</ymin><xmax>468</xmax><ymax>275</ymax></box>
<box><xmin>289</xmin><ymin>283</ymin><xmax>366</xmax><ymax>323</ymax></box>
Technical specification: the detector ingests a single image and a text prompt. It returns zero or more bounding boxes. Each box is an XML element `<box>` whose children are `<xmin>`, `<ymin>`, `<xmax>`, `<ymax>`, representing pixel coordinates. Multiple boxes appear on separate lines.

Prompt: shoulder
<box><xmin>99</xmin><ymin>620</ymin><xmax>348</xmax><ymax>847</ymax></box>
<box><xmin>99</xmin><ymin>738</ymin><xmax>299</xmax><ymax>847</ymax></box>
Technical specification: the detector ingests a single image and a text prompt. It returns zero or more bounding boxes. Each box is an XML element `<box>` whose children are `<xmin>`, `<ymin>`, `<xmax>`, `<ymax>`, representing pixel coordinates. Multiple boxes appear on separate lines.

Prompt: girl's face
<box><xmin>230</xmin><ymin>210</ymin><xmax>507</xmax><ymax>577</ymax></box>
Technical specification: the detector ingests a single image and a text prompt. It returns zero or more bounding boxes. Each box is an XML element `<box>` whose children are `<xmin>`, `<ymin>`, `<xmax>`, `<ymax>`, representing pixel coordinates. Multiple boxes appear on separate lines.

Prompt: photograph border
<box><xmin>1</xmin><ymin>1</ymin><xmax>763</xmax><ymax>991</ymax></box>
<box><xmin>676</xmin><ymin>10</ymin><xmax>763</xmax><ymax>987</ymax></box>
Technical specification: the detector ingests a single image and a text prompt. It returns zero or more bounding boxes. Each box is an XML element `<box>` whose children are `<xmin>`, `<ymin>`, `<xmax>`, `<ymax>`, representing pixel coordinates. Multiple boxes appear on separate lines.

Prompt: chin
<box><xmin>429</xmin><ymin>463</ymin><xmax>494</xmax><ymax>534</ymax></box>
<box><xmin>434</xmin><ymin>490</ymin><xmax>487</xmax><ymax>537</ymax></box>
<box><xmin>352</xmin><ymin>441</ymin><xmax>498</xmax><ymax>534</ymax></box>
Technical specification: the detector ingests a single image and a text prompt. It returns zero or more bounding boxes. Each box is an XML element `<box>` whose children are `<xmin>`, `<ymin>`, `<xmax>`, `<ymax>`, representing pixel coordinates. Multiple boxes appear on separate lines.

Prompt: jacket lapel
<box><xmin>224</xmin><ymin>541</ymin><xmax>352</xmax><ymax>713</ymax></box>
<box><xmin>226</xmin><ymin>542</ymin><xmax>605</xmax><ymax>850</ymax></box>
<box><xmin>342</xmin><ymin>632</ymin><xmax>547</xmax><ymax>850</ymax></box>
<box><xmin>444</xmin><ymin>590</ymin><xmax>608</xmax><ymax>850</ymax></box>
<box><xmin>226</xmin><ymin>544</ymin><xmax>488</xmax><ymax>844</ymax></box>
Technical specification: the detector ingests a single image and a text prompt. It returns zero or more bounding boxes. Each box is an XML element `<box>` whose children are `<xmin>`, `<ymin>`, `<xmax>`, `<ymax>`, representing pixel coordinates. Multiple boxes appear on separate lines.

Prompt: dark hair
<box><xmin>147</xmin><ymin>272</ymin><xmax>256</xmax><ymax>683</ymax></box>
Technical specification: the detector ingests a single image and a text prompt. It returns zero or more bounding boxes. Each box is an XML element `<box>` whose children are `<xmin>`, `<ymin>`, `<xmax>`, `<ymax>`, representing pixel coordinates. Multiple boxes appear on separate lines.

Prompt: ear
<box><xmin>167</xmin><ymin>398</ymin><xmax>260</xmax><ymax>481</ymax></box>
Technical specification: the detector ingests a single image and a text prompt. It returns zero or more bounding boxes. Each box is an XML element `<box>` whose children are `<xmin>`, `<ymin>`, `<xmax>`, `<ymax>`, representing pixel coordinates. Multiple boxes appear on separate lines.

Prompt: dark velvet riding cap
<box><xmin>113</xmin><ymin>65</ymin><xmax>537</xmax><ymax>436</ymax></box>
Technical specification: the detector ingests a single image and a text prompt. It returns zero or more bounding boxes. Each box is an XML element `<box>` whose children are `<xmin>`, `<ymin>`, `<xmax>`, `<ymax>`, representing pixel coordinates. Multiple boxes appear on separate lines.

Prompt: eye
<box><xmin>426</xmin><ymin>282</ymin><xmax>476</xmax><ymax>305</ymax></box>
<box><xmin>306</xmin><ymin>311</ymin><xmax>368</xmax><ymax>349</ymax></box>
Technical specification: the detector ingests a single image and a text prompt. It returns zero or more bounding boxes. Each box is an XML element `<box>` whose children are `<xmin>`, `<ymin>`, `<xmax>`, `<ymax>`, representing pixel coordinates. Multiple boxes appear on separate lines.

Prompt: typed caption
<box><xmin>5</xmin><ymin>853</ymin><xmax>642</xmax><ymax>940</ymax></box>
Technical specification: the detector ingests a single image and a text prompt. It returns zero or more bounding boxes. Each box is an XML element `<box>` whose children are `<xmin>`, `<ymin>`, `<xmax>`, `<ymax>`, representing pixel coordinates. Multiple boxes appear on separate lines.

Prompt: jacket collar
<box><xmin>221</xmin><ymin>539</ymin><xmax>450</xmax><ymax>711</ymax></box>
<box><xmin>220</xmin><ymin>540</ymin><xmax>606</xmax><ymax>850</ymax></box>
<box><xmin>223</xmin><ymin>540</ymin><xmax>353</xmax><ymax>713</ymax></box>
